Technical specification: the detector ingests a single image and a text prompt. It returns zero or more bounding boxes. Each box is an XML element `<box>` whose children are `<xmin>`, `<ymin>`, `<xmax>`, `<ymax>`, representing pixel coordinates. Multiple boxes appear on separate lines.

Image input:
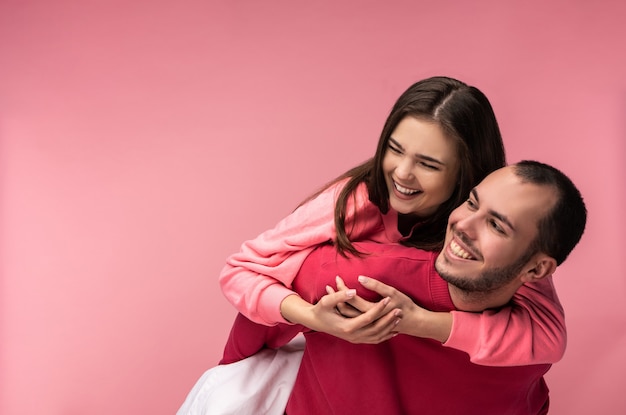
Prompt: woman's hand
<box><xmin>327</xmin><ymin>276</ymin><xmax>381</xmax><ymax>317</ymax></box>
<box><xmin>331</xmin><ymin>275</ymin><xmax>453</xmax><ymax>343</ymax></box>
<box><xmin>279</xmin><ymin>290</ymin><xmax>401</xmax><ymax>344</ymax></box>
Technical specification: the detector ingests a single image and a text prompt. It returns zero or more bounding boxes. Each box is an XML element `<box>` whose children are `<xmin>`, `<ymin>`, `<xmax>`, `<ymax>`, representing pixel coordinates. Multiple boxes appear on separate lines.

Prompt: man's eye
<box><xmin>490</xmin><ymin>220</ymin><xmax>505</xmax><ymax>234</ymax></box>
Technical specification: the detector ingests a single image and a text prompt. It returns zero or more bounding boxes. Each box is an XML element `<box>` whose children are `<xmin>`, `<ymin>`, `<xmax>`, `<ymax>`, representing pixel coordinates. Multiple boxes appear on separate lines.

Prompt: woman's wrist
<box><xmin>404</xmin><ymin>308</ymin><xmax>453</xmax><ymax>343</ymax></box>
<box><xmin>280</xmin><ymin>293</ymin><xmax>312</xmax><ymax>326</ymax></box>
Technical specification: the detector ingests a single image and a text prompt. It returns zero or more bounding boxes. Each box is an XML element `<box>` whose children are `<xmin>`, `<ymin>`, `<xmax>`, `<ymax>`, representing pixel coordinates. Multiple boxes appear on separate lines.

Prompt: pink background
<box><xmin>1</xmin><ymin>1</ymin><xmax>624</xmax><ymax>414</ymax></box>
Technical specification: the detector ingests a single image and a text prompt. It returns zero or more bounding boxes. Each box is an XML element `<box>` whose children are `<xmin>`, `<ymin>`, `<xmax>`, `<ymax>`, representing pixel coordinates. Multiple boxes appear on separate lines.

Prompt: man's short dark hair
<box><xmin>514</xmin><ymin>160</ymin><xmax>587</xmax><ymax>265</ymax></box>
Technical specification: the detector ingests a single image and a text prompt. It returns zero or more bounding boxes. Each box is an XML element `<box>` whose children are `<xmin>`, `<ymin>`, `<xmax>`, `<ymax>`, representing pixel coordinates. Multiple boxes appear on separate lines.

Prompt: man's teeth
<box><xmin>394</xmin><ymin>182</ymin><xmax>419</xmax><ymax>195</ymax></box>
<box><xmin>450</xmin><ymin>240</ymin><xmax>474</xmax><ymax>259</ymax></box>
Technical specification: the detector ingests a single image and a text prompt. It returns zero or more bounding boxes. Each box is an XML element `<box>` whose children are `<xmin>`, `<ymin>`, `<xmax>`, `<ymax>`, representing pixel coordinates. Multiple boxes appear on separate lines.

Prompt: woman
<box><xmin>219</xmin><ymin>76</ymin><xmax>564</xmax><ymax>366</ymax></box>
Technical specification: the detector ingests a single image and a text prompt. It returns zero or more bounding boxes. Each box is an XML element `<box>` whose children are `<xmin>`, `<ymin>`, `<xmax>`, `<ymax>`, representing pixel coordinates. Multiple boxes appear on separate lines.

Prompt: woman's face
<box><xmin>382</xmin><ymin>116</ymin><xmax>460</xmax><ymax>217</ymax></box>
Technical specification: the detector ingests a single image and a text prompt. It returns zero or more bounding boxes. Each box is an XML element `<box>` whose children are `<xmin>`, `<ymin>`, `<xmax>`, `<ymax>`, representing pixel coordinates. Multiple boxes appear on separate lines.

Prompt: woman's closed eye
<box><xmin>466</xmin><ymin>198</ymin><xmax>477</xmax><ymax>210</ymax></box>
<box><xmin>419</xmin><ymin>161</ymin><xmax>440</xmax><ymax>170</ymax></box>
<box><xmin>388</xmin><ymin>143</ymin><xmax>403</xmax><ymax>154</ymax></box>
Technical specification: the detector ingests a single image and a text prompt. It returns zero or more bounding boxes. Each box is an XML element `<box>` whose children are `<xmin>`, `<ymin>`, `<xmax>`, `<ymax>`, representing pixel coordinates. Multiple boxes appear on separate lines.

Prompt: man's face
<box><xmin>435</xmin><ymin>166</ymin><xmax>557</xmax><ymax>292</ymax></box>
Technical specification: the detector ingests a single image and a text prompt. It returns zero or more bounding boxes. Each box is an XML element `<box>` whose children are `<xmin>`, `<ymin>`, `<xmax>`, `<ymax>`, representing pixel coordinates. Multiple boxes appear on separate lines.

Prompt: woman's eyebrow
<box><xmin>388</xmin><ymin>137</ymin><xmax>446</xmax><ymax>166</ymax></box>
<box><xmin>389</xmin><ymin>137</ymin><xmax>404</xmax><ymax>150</ymax></box>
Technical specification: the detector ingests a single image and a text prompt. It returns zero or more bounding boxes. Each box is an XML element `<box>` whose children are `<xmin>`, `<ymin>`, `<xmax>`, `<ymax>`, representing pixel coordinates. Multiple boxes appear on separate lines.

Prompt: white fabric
<box><xmin>177</xmin><ymin>336</ymin><xmax>305</xmax><ymax>415</ymax></box>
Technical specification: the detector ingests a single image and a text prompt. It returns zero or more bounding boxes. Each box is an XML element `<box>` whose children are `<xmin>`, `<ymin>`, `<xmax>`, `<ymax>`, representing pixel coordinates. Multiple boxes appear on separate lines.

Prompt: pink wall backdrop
<box><xmin>1</xmin><ymin>1</ymin><xmax>624</xmax><ymax>414</ymax></box>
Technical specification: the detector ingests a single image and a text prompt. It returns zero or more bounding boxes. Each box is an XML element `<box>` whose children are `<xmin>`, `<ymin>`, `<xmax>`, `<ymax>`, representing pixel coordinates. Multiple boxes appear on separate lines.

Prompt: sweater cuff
<box><xmin>442</xmin><ymin>310</ymin><xmax>481</xmax><ymax>355</ymax></box>
<box><xmin>258</xmin><ymin>283</ymin><xmax>301</xmax><ymax>325</ymax></box>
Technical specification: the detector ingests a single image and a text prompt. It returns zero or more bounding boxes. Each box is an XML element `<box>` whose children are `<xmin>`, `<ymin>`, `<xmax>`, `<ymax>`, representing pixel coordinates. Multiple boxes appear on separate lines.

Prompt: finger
<box><xmin>335</xmin><ymin>275</ymin><xmax>352</xmax><ymax>291</ymax></box>
<box><xmin>318</xmin><ymin>288</ymin><xmax>357</xmax><ymax>310</ymax></box>
<box><xmin>351</xmin><ymin>309</ymin><xmax>402</xmax><ymax>344</ymax></box>
<box><xmin>344</xmin><ymin>292</ymin><xmax>375</xmax><ymax>313</ymax></box>
<box><xmin>336</xmin><ymin>302</ymin><xmax>362</xmax><ymax>318</ymax></box>
<box><xmin>357</xmin><ymin>275</ymin><xmax>395</xmax><ymax>297</ymax></box>
<box><xmin>370</xmin><ymin>309</ymin><xmax>402</xmax><ymax>338</ymax></box>
<box><xmin>335</xmin><ymin>276</ymin><xmax>377</xmax><ymax>312</ymax></box>
<box><xmin>343</xmin><ymin>296</ymin><xmax>392</xmax><ymax>329</ymax></box>
<box><xmin>325</xmin><ymin>282</ymin><xmax>360</xmax><ymax>317</ymax></box>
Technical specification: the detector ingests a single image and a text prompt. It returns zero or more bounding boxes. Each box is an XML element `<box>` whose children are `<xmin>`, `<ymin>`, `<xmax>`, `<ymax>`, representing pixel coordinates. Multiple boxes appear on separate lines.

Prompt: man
<box><xmin>223</xmin><ymin>160</ymin><xmax>587</xmax><ymax>414</ymax></box>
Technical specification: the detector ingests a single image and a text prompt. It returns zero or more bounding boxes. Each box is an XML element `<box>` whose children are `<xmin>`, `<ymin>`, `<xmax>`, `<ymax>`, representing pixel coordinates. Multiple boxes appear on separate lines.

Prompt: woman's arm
<box><xmin>340</xmin><ymin>275</ymin><xmax>565</xmax><ymax>366</ymax></box>
<box><xmin>219</xmin><ymin>181</ymin><xmax>385</xmax><ymax>326</ymax></box>
<box><xmin>443</xmin><ymin>277</ymin><xmax>566</xmax><ymax>366</ymax></box>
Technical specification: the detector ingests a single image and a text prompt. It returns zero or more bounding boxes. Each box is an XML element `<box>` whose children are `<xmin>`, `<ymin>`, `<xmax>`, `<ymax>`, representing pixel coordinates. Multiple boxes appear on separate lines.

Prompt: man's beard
<box><xmin>436</xmin><ymin>248</ymin><xmax>537</xmax><ymax>293</ymax></box>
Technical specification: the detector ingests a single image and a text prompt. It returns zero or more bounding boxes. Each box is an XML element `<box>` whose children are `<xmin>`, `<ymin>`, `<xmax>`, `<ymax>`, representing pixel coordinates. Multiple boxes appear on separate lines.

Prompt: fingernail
<box><xmin>358</xmin><ymin>275</ymin><xmax>368</xmax><ymax>284</ymax></box>
<box><xmin>346</xmin><ymin>289</ymin><xmax>356</xmax><ymax>298</ymax></box>
<box><xmin>382</xmin><ymin>297</ymin><xmax>390</xmax><ymax>305</ymax></box>
<box><xmin>394</xmin><ymin>319</ymin><xmax>401</xmax><ymax>326</ymax></box>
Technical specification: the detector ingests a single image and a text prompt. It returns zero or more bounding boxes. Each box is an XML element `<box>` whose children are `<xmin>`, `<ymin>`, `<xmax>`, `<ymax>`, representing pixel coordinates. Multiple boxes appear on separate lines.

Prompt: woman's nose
<box><xmin>395</xmin><ymin>158</ymin><xmax>414</xmax><ymax>180</ymax></box>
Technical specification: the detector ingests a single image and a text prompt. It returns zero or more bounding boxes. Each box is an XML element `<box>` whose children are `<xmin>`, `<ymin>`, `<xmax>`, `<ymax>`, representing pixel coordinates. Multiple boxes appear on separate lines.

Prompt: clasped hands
<box><xmin>311</xmin><ymin>275</ymin><xmax>424</xmax><ymax>344</ymax></box>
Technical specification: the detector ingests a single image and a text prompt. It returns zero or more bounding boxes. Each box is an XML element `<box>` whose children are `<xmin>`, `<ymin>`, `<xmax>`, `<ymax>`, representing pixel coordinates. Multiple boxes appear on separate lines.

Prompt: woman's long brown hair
<box><xmin>301</xmin><ymin>76</ymin><xmax>506</xmax><ymax>256</ymax></box>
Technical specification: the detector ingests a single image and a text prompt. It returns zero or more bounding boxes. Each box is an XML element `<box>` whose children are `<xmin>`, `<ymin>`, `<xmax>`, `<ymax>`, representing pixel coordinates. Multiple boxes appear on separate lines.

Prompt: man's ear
<box><xmin>520</xmin><ymin>254</ymin><xmax>557</xmax><ymax>283</ymax></box>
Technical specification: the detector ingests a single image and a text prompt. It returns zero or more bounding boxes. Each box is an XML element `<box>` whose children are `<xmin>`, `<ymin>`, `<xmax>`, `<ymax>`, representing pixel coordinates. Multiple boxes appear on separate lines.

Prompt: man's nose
<box><xmin>454</xmin><ymin>211</ymin><xmax>478</xmax><ymax>238</ymax></box>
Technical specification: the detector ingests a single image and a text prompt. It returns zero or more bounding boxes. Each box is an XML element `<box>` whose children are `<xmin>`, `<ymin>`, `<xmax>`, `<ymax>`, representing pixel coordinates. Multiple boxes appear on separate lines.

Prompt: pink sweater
<box><xmin>219</xmin><ymin>180</ymin><xmax>566</xmax><ymax>366</ymax></box>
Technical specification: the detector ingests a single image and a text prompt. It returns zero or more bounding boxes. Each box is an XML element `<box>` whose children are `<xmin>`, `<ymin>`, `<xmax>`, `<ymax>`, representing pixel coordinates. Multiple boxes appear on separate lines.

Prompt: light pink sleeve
<box><xmin>219</xmin><ymin>181</ymin><xmax>377</xmax><ymax>326</ymax></box>
<box><xmin>443</xmin><ymin>276</ymin><xmax>566</xmax><ymax>366</ymax></box>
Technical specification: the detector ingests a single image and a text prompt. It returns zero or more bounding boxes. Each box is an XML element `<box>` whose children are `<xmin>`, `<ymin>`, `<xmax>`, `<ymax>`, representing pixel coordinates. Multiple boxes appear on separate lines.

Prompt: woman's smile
<box><xmin>383</xmin><ymin>116</ymin><xmax>459</xmax><ymax>216</ymax></box>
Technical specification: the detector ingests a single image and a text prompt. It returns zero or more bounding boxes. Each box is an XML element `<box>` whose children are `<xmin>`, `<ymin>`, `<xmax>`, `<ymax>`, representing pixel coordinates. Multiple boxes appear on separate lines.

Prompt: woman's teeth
<box><xmin>450</xmin><ymin>240</ymin><xmax>474</xmax><ymax>259</ymax></box>
<box><xmin>394</xmin><ymin>182</ymin><xmax>420</xmax><ymax>195</ymax></box>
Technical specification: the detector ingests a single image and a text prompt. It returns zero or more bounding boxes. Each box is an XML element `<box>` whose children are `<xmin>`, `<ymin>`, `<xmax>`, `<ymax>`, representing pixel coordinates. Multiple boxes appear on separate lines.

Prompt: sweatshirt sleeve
<box><xmin>443</xmin><ymin>276</ymin><xmax>566</xmax><ymax>366</ymax></box>
<box><xmin>219</xmin><ymin>181</ymin><xmax>377</xmax><ymax>326</ymax></box>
